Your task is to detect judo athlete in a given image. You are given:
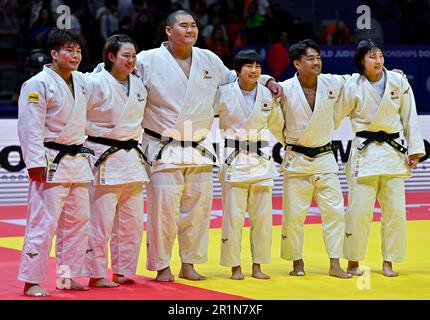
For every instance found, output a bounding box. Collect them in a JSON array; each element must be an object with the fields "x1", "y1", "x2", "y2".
[
  {"x1": 278, "y1": 39, "x2": 352, "y2": 279},
  {"x1": 83, "y1": 34, "x2": 149, "y2": 287},
  {"x1": 17, "y1": 29, "x2": 93, "y2": 296},
  {"x1": 214, "y1": 49, "x2": 284, "y2": 280},
  {"x1": 136, "y1": 10, "x2": 283, "y2": 281},
  {"x1": 336, "y1": 39, "x2": 425, "y2": 277}
]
